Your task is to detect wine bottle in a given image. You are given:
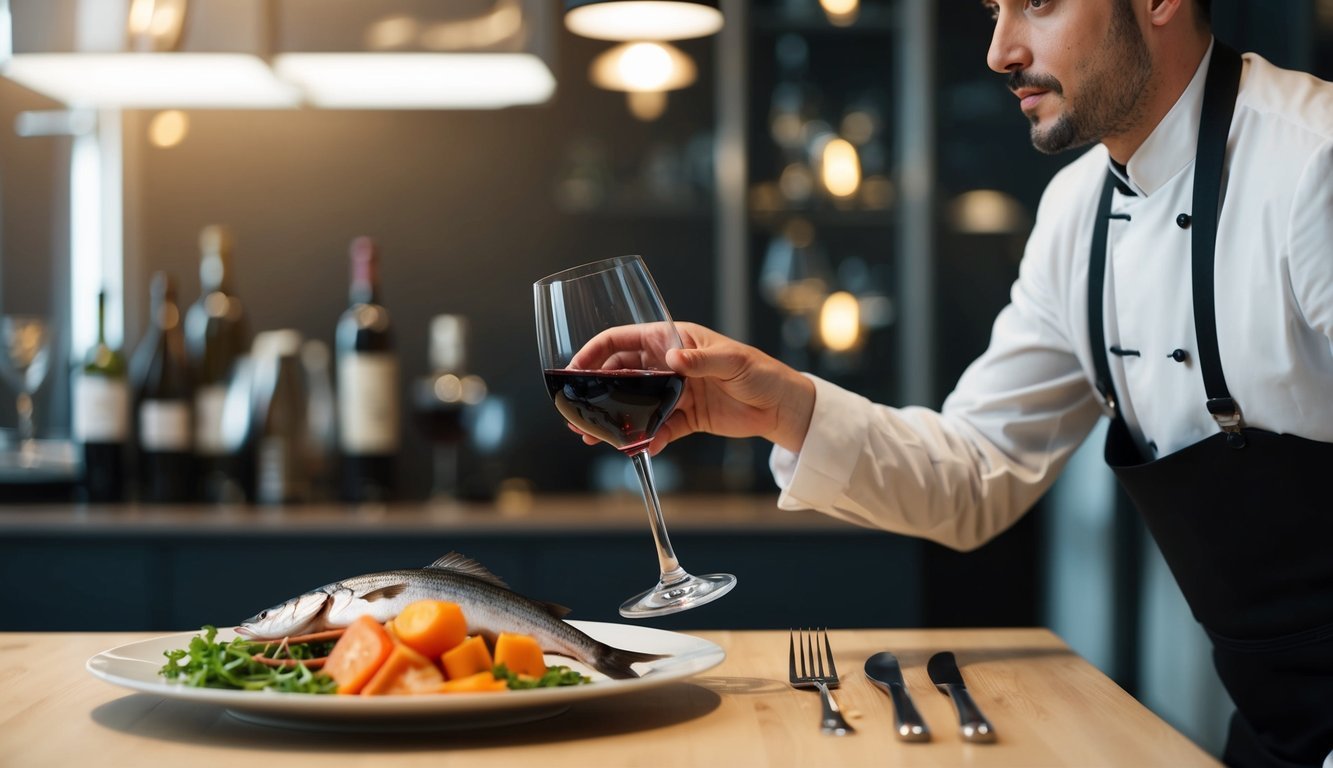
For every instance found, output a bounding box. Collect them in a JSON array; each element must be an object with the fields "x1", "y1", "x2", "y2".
[
  {"x1": 255, "y1": 330, "x2": 309, "y2": 505},
  {"x1": 132, "y1": 272, "x2": 195, "y2": 503},
  {"x1": 413, "y1": 315, "x2": 487, "y2": 500},
  {"x1": 185, "y1": 225, "x2": 249, "y2": 502},
  {"x1": 335, "y1": 236, "x2": 399, "y2": 502},
  {"x1": 75, "y1": 290, "x2": 129, "y2": 502}
]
